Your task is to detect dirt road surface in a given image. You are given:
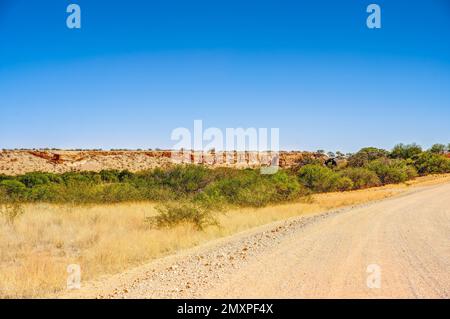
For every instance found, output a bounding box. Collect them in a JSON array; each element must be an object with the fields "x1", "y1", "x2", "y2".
[{"x1": 67, "y1": 182, "x2": 450, "y2": 299}]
